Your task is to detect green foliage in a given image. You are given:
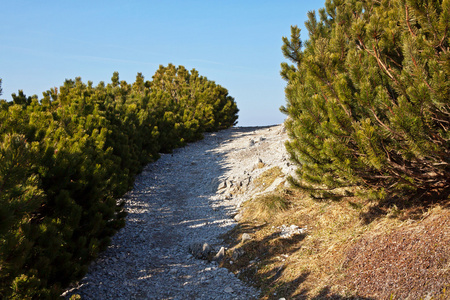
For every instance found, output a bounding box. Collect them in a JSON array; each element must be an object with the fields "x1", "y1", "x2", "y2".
[
  {"x1": 0, "y1": 65, "x2": 238, "y2": 298},
  {"x1": 149, "y1": 64, "x2": 238, "y2": 152},
  {"x1": 281, "y1": 0, "x2": 449, "y2": 201}
]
